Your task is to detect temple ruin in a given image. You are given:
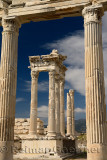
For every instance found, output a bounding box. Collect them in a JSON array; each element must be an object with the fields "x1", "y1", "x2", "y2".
[
  {"x1": 28, "y1": 49, "x2": 67, "y2": 138},
  {"x1": 0, "y1": 0, "x2": 107, "y2": 160},
  {"x1": 13, "y1": 50, "x2": 75, "y2": 160}
]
